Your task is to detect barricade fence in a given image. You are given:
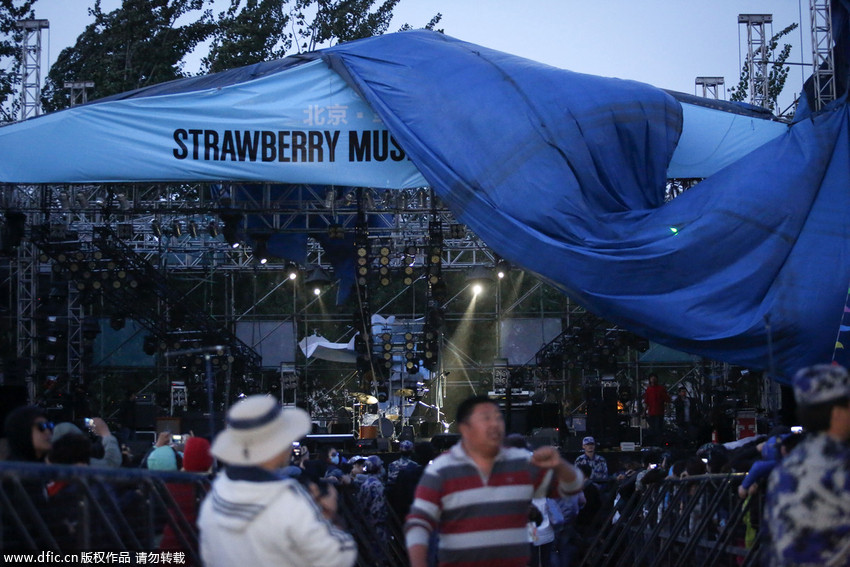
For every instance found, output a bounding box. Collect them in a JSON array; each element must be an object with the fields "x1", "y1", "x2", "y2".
[
  {"x1": 578, "y1": 473, "x2": 764, "y2": 567},
  {"x1": 1, "y1": 463, "x2": 762, "y2": 567},
  {"x1": 0, "y1": 462, "x2": 409, "y2": 567}
]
